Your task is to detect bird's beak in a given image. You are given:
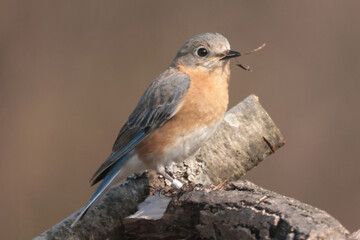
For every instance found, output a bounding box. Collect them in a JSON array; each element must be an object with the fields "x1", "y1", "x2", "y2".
[{"x1": 220, "y1": 50, "x2": 241, "y2": 60}]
